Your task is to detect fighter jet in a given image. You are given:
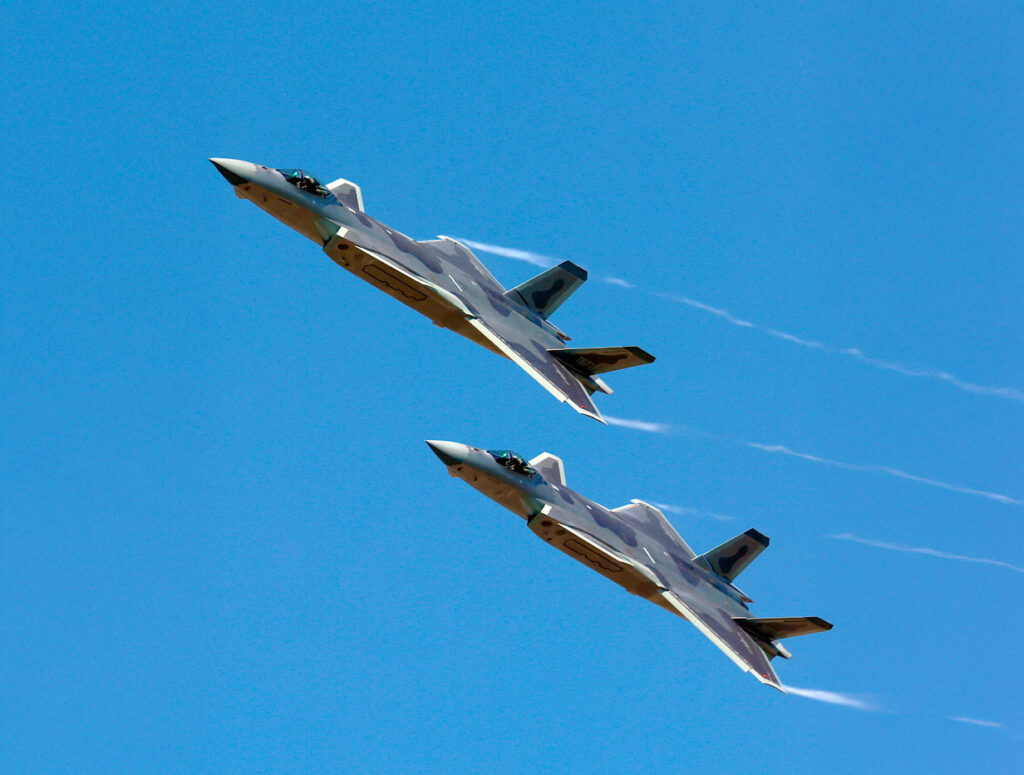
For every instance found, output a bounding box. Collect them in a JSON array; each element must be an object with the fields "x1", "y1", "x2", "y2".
[
  {"x1": 210, "y1": 158, "x2": 654, "y2": 422},
  {"x1": 426, "y1": 440, "x2": 833, "y2": 691}
]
